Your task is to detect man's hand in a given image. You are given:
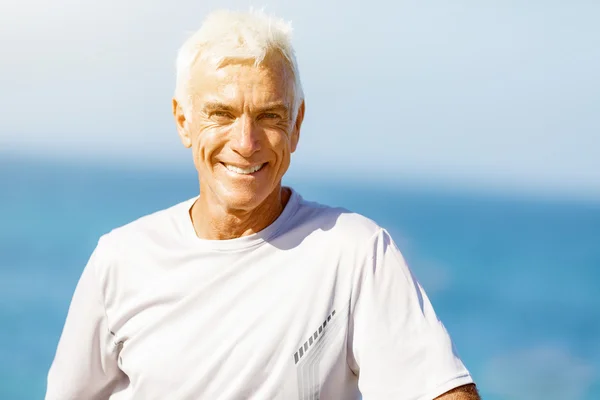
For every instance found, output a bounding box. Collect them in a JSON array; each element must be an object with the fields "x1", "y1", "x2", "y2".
[{"x1": 434, "y1": 384, "x2": 480, "y2": 399}]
